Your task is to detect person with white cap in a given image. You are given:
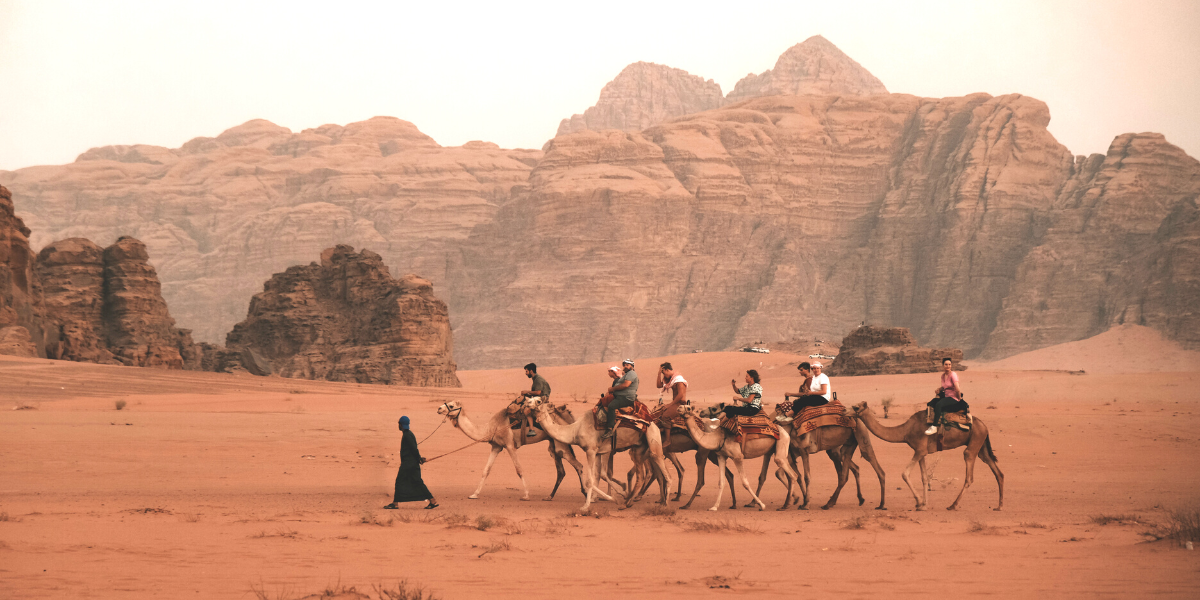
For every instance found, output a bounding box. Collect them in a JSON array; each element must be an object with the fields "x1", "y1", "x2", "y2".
[
  {"x1": 601, "y1": 359, "x2": 639, "y2": 439},
  {"x1": 784, "y1": 361, "x2": 829, "y2": 417}
]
